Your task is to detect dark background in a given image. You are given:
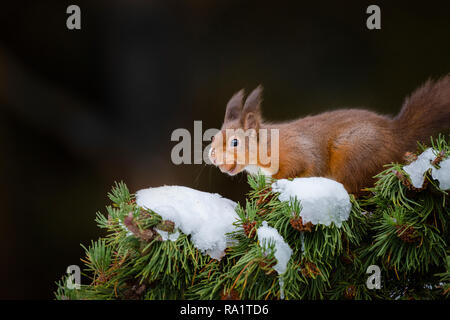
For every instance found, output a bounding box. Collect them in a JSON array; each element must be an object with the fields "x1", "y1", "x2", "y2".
[{"x1": 0, "y1": 0, "x2": 449, "y2": 299}]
